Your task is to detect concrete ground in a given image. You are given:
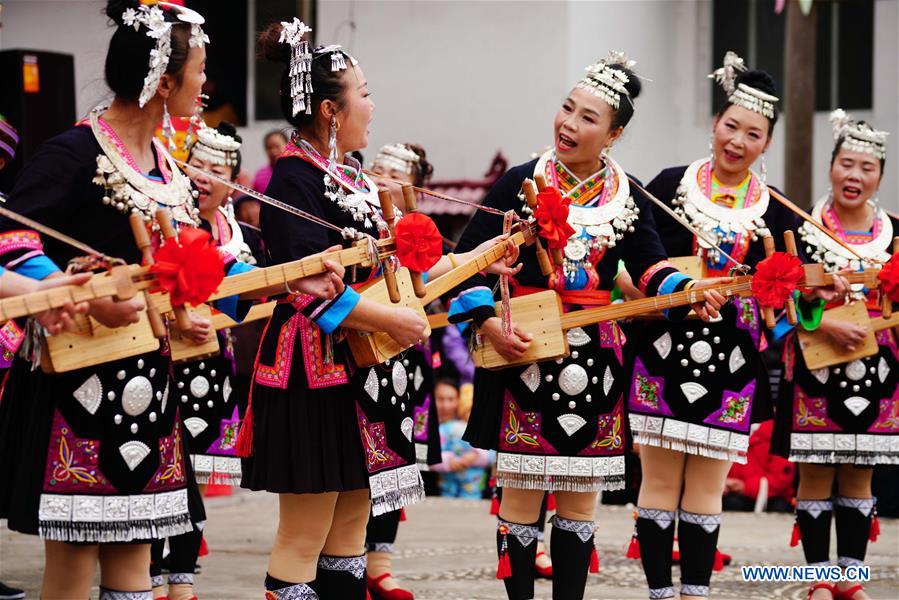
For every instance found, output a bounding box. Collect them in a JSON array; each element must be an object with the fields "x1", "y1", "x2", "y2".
[{"x1": 2, "y1": 492, "x2": 897, "y2": 599}]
